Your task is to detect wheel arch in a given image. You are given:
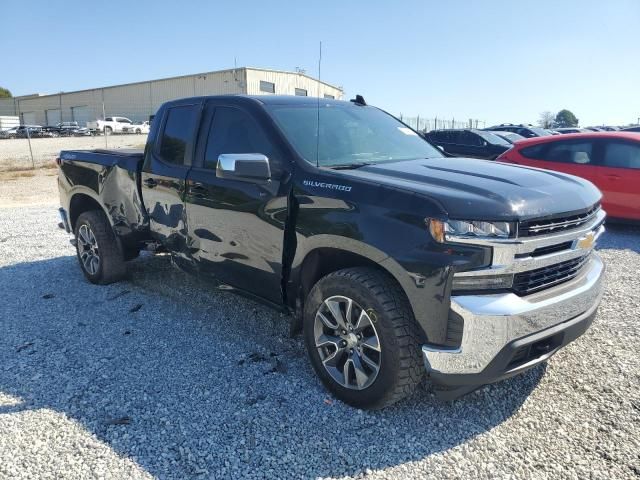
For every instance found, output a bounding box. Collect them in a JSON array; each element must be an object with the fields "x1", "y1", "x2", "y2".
[
  {"x1": 69, "y1": 192, "x2": 108, "y2": 231},
  {"x1": 288, "y1": 239, "x2": 417, "y2": 336}
]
